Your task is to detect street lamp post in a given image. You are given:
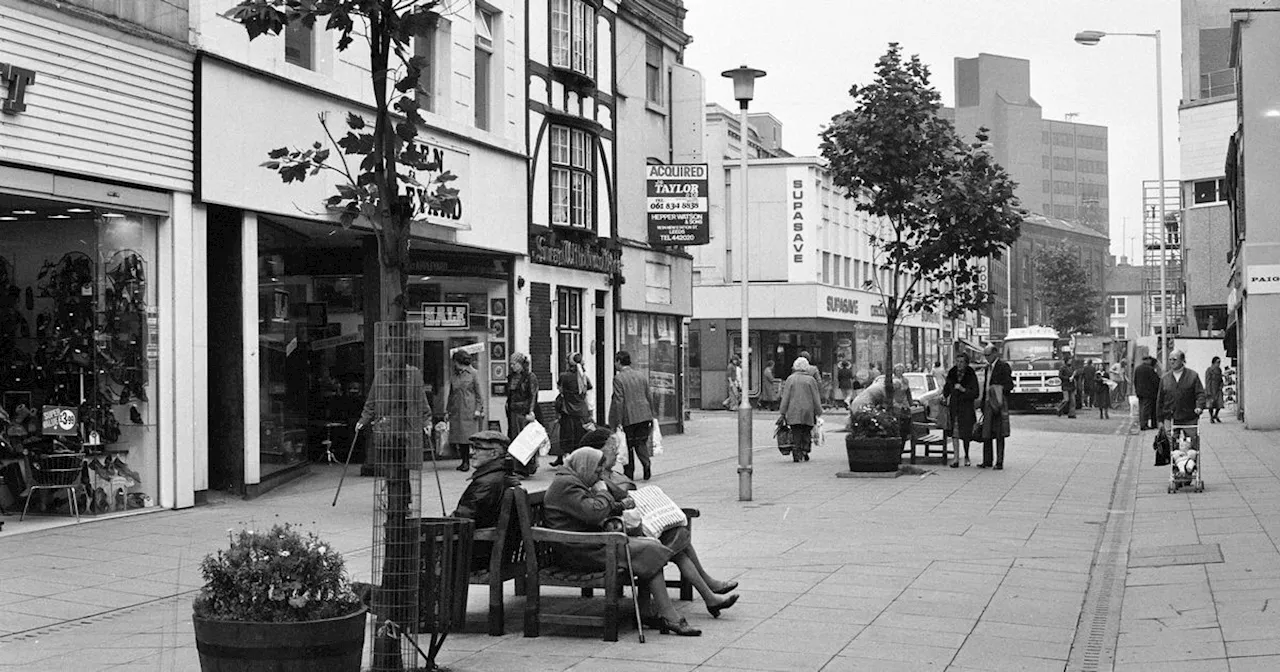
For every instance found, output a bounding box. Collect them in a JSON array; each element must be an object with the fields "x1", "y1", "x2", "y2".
[
  {"x1": 721, "y1": 65, "x2": 766, "y2": 502},
  {"x1": 1075, "y1": 29, "x2": 1167, "y2": 359}
]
